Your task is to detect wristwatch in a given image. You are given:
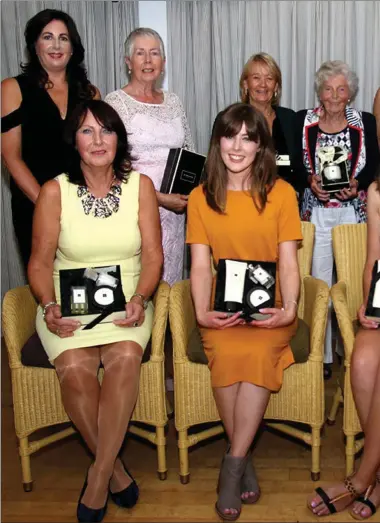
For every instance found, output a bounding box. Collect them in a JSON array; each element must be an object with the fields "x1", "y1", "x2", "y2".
[{"x1": 131, "y1": 293, "x2": 149, "y2": 310}]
